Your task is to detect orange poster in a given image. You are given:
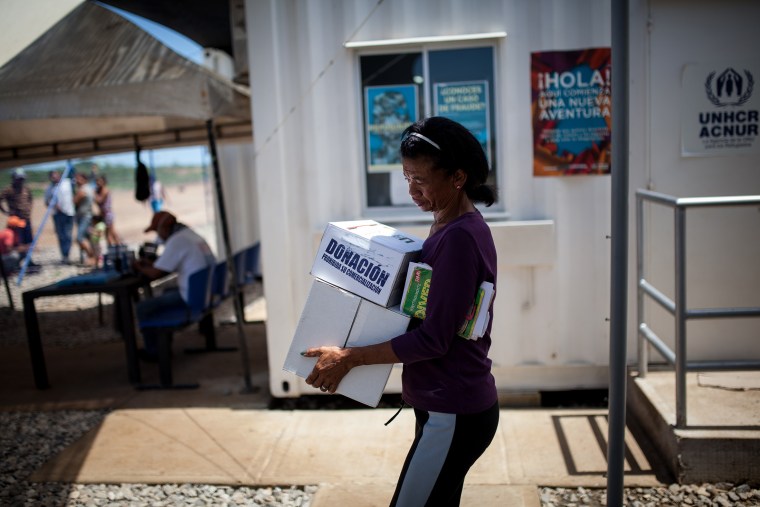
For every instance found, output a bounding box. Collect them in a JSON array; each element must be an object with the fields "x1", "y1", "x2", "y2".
[{"x1": 531, "y1": 48, "x2": 611, "y2": 176}]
